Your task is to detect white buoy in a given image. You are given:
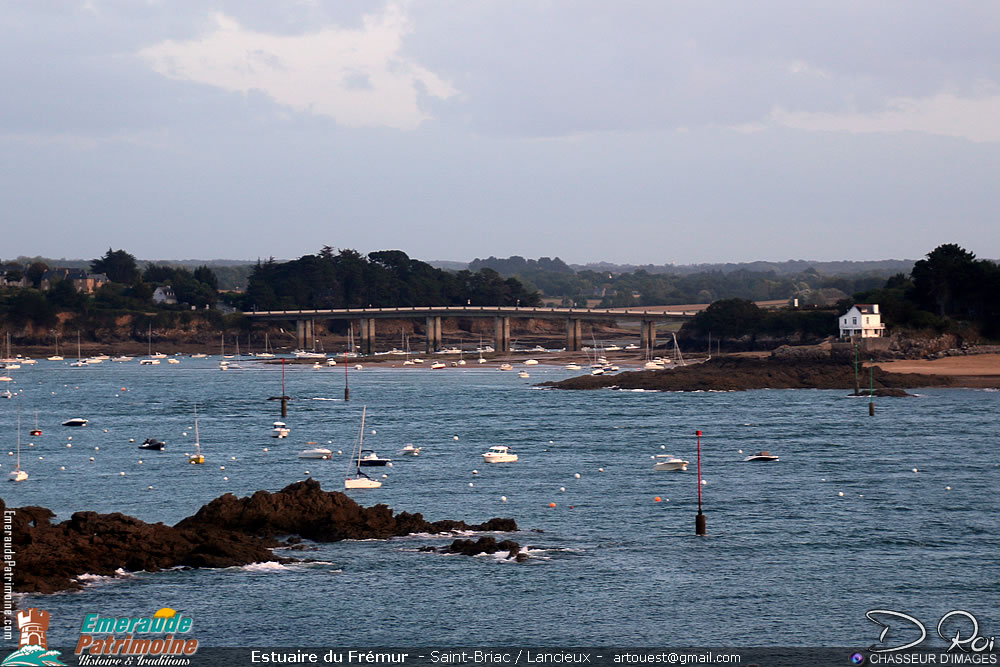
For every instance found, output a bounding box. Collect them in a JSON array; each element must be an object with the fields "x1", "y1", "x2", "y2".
[
  {"x1": 120, "y1": 472, "x2": 125, "y2": 476},
  {"x1": 371, "y1": 430, "x2": 376, "y2": 435},
  {"x1": 501, "y1": 496, "x2": 507, "y2": 502},
  {"x1": 68, "y1": 436, "x2": 72, "y2": 440},
  {"x1": 223, "y1": 476, "x2": 229, "y2": 481},
  {"x1": 560, "y1": 487, "x2": 566, "y2": 492},
  {"x1": 660, "y1": 444, "x2": 666, "y2": 449},
  {"x1": 472, "y1": 469, "x2": 479, "y2": 475},
  {"x1": 95, "y1": 447, "x2": 99, "y2": 450},
  {"x1": 387, "y1": 462, "x2": 393, "y2": 467},
  {"x1": 328, "y1": 441, "x2": 333, "y2": 444},
  {"x1": 381, "y1": 474, "x2": 388, "y2": 479},
  {"x1": 263, "y1": 448, "x2": 268, "y2": 452},
  {"x1": 60, "y1": 466, "x2": 66, "y2": 471},
  {"x1": 129, "y1": 438, "x2": 134, "y2": 443},
  {"x1": 598, "y1": 467, "x2": 604, "y2": 472},
  {"x1": 183, "y1": 432, "x2": 187, "y2": 436},
  {"x1": 468, "y1": 482, "x2": 474, "y2": 487},
  {"x1": 220, "y1": 466, "x2": 226, "y2": 470},
  {"x1": 6, "y1": 452, "x2": 11, "y2": 456},
  {"x1": 701, "y1": 479, "x2": 707, "y2": 485},
  {"x1": 912, "y1": 468, "x2": 918, "y2": 473},
  {"x1": 148, "y1": 486, "x2": 153, "y2": 490},
  {"x1": 231, "y1": 456, "x2": 236, "y2": 460},
  {"x1": 89, "y1": 457, "x2": 95, "y2": 461},
  {"x1": 821, "y1": 478, "x2": 826, "y2": 482},
  {"x1": 945, "y1": 486, "x2": 951, "y2": 491},
  {"x1": 138, "y1": 460, "x2": 143, "y2": 464},
  {"x1": 304, "y1": 471, "x2": 310, "y2": 475},
  {"x1": 103, "y1": 429, "x2": 108, "y2": 433},
  {"x1": 738, "y1": 449, "x2": 743, "y2": 454},
  {"x1": 453, "y1": 436, "x2": 459, "y2": 440},
  {"x1": 838, "y1": 491, "x2": 844, "y2": 497},
  {"x1": 38, "y1": 456, "x2": 43, "y2": 460},
  {"x1": 66, "y1": 444, "x2": 72, "y2": 448},
  {"x1": 549, "y1": 441, "x2": 554, "y2": 444},
  {"x1": 574, "y1": 473, "x2": 581, "y2": 479},
  {"x1": 337, "y1": 450, "x2": 342, "y2": 455}
]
